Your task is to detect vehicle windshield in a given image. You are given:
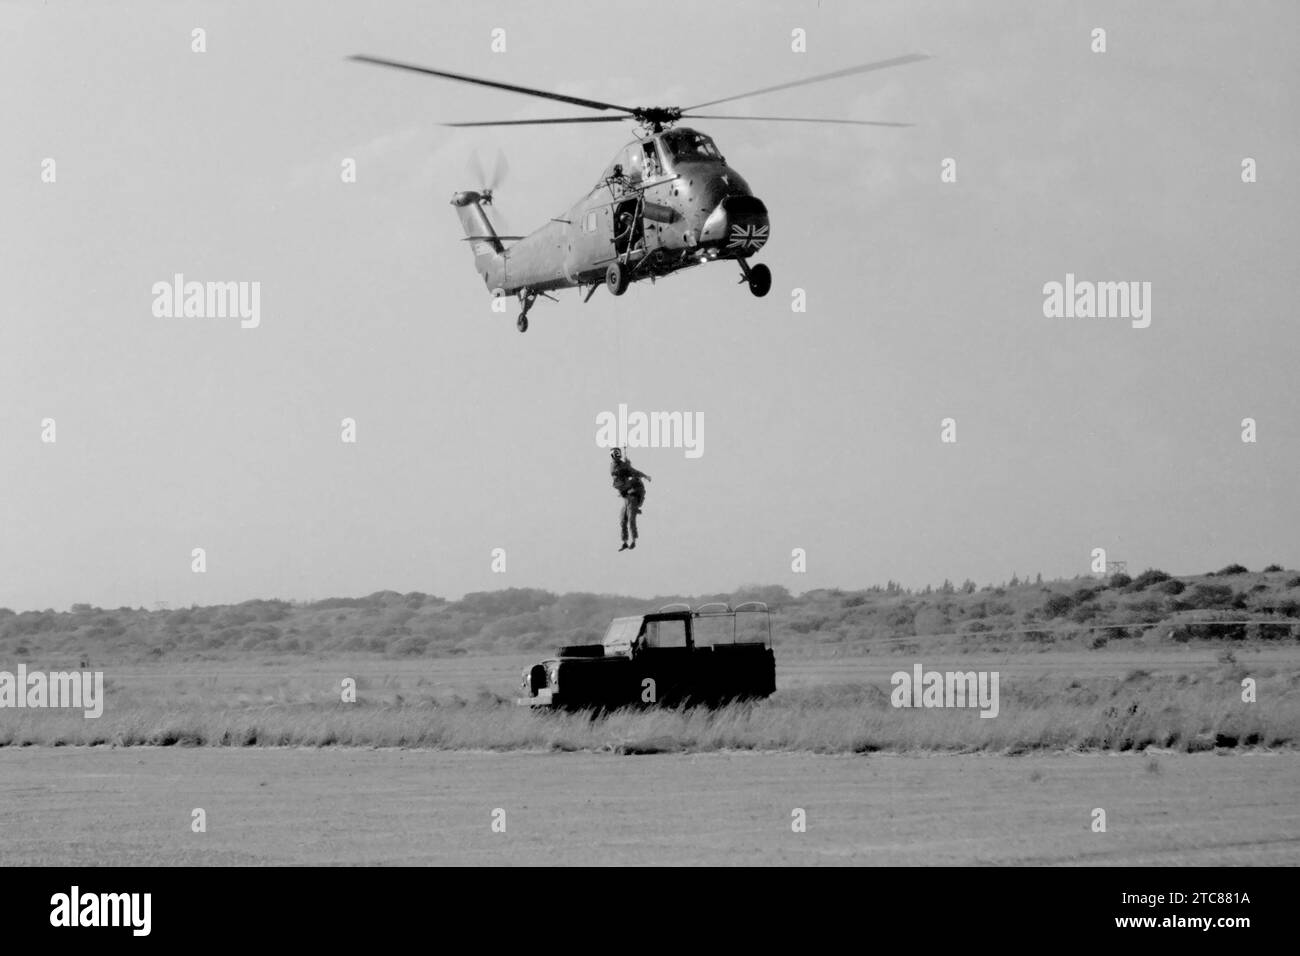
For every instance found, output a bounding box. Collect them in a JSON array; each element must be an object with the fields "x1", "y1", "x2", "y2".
[
  {"x1": 602, "y1": 616, "x2": 644, "y2": 649},
  {"x1": 660, "y1": 130, "x2": 722, "y2": 164}
]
